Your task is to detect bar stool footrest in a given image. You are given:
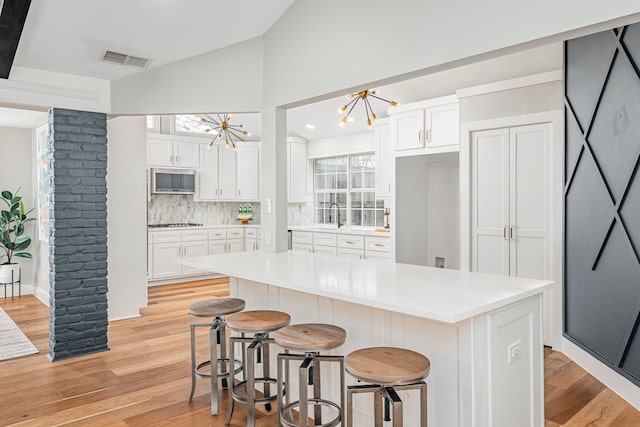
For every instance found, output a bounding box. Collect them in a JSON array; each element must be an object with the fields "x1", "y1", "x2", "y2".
[
  {"x1": 231, "y1": 378, "x2": 279, "y2": 405},
  {"x1": 194, "y1": 357, "x2": 243, "y2": 379},
  {"x1": 280, "y1": 398, "x2": 341, "y2": 427}
]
